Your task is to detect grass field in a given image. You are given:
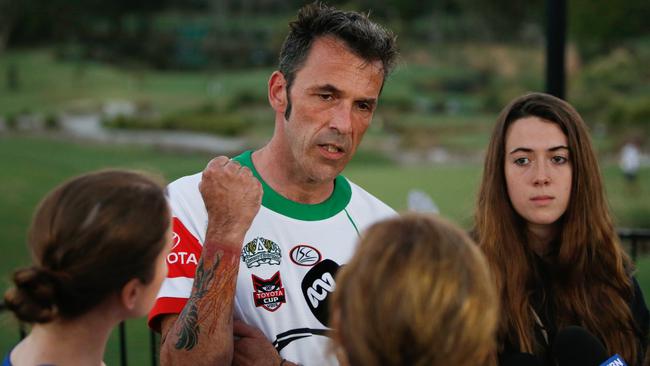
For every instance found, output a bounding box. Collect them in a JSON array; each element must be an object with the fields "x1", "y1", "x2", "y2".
[
  {"x1": 1, "y1": 135, "x2": 648, "y2": 363},
  {"x1": 0, "y1": 49, "x2": 273, "y2": 117}
]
